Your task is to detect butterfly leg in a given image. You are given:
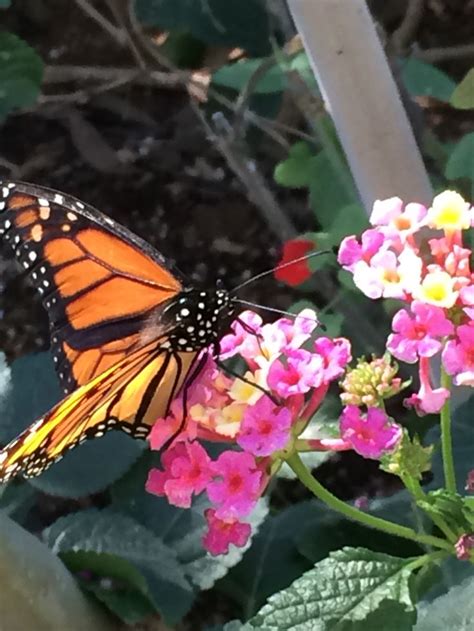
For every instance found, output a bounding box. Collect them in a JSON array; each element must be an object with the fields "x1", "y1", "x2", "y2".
[
  {"x1": 214, "y1": 358, "x2": 281, "y2": 406},
  {"x1": 159, "y1": 350, "x2": 210, "y2": 453}
]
